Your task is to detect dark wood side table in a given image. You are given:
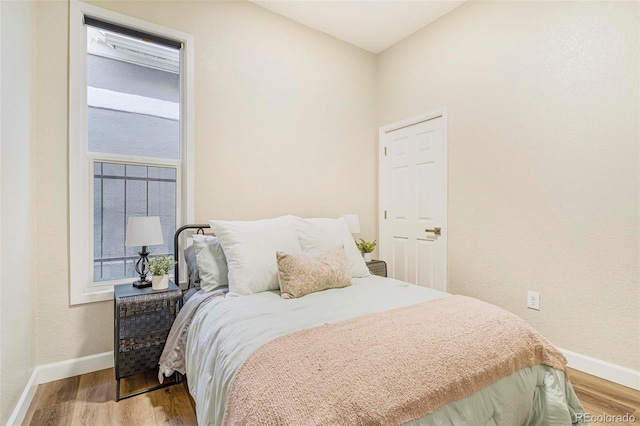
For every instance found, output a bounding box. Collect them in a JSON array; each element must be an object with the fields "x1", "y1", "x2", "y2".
[
  {"x1": 114, "y1": 281, "x2": 182, "y2": 401},
  {"x1": 366, "y1": 260, "x2": 387, "y2": 277}
]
